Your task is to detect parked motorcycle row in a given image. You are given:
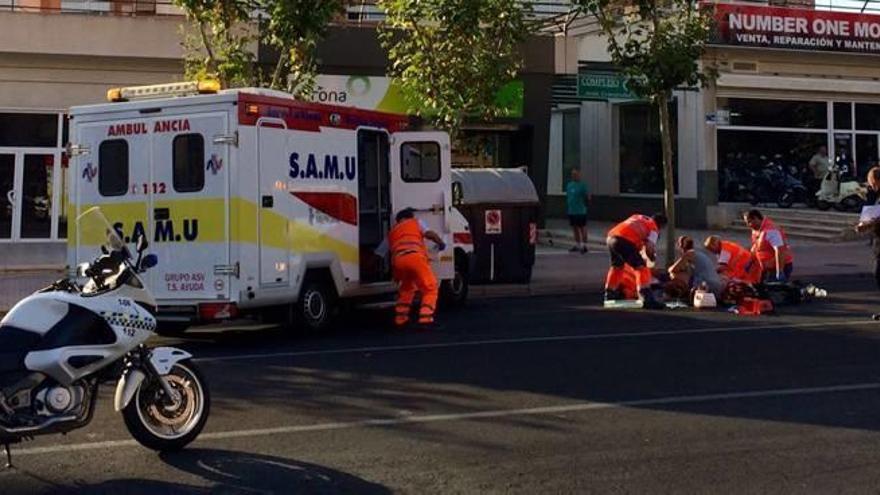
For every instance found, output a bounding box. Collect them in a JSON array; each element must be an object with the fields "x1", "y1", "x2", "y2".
[{"x1": 719, "y1": 151, "x2": 867, "y2": 211}]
